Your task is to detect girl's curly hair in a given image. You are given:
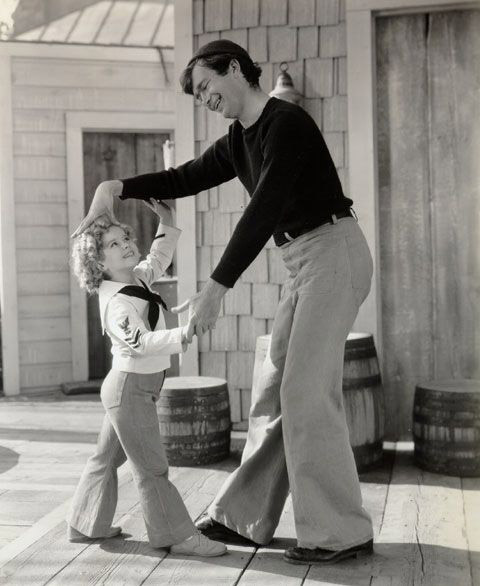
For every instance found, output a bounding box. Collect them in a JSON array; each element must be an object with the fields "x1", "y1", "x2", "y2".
[{"x1": 71, "y1": 215, "x2": 136, "y2": 295}]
